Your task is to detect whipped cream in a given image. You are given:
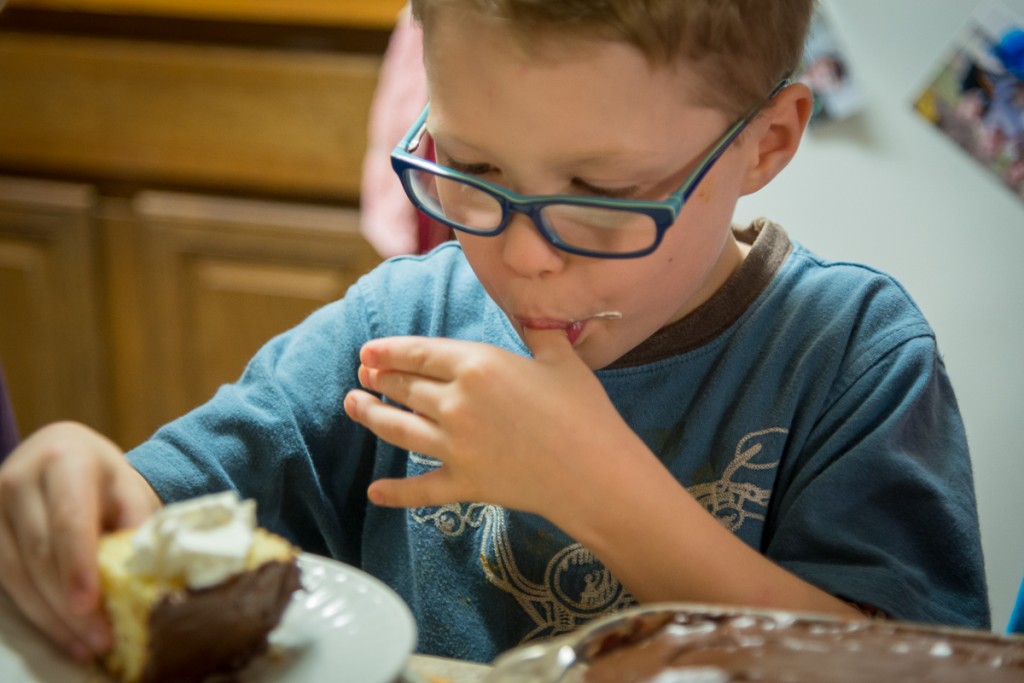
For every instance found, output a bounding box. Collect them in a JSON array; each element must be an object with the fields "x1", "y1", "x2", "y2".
[{"x1": 129, "y1": 491, "x2": 257, "y2": 589}]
